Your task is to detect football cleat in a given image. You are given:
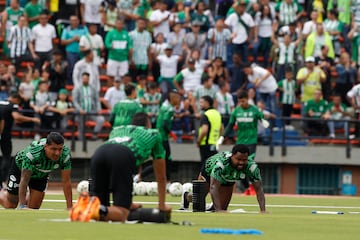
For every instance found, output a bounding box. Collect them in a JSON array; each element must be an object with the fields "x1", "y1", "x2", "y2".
[
  {"x1": 77, "y1": 196, "x2": 101, "y2": 222},
  {"x1": 70, "y1": 192, "x2": 90, "y2": 221}
]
